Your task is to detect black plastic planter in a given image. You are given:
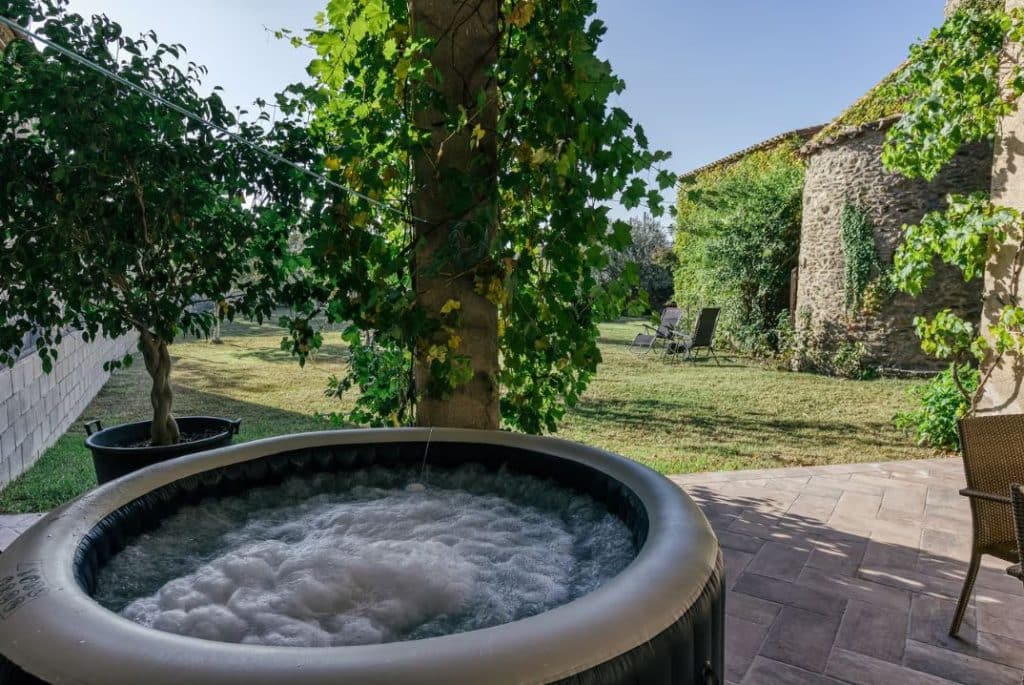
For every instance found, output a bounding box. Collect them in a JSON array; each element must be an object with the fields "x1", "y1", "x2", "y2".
[{"x1": 84, "y1": 416, "x2": 241, "y2": 484}]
